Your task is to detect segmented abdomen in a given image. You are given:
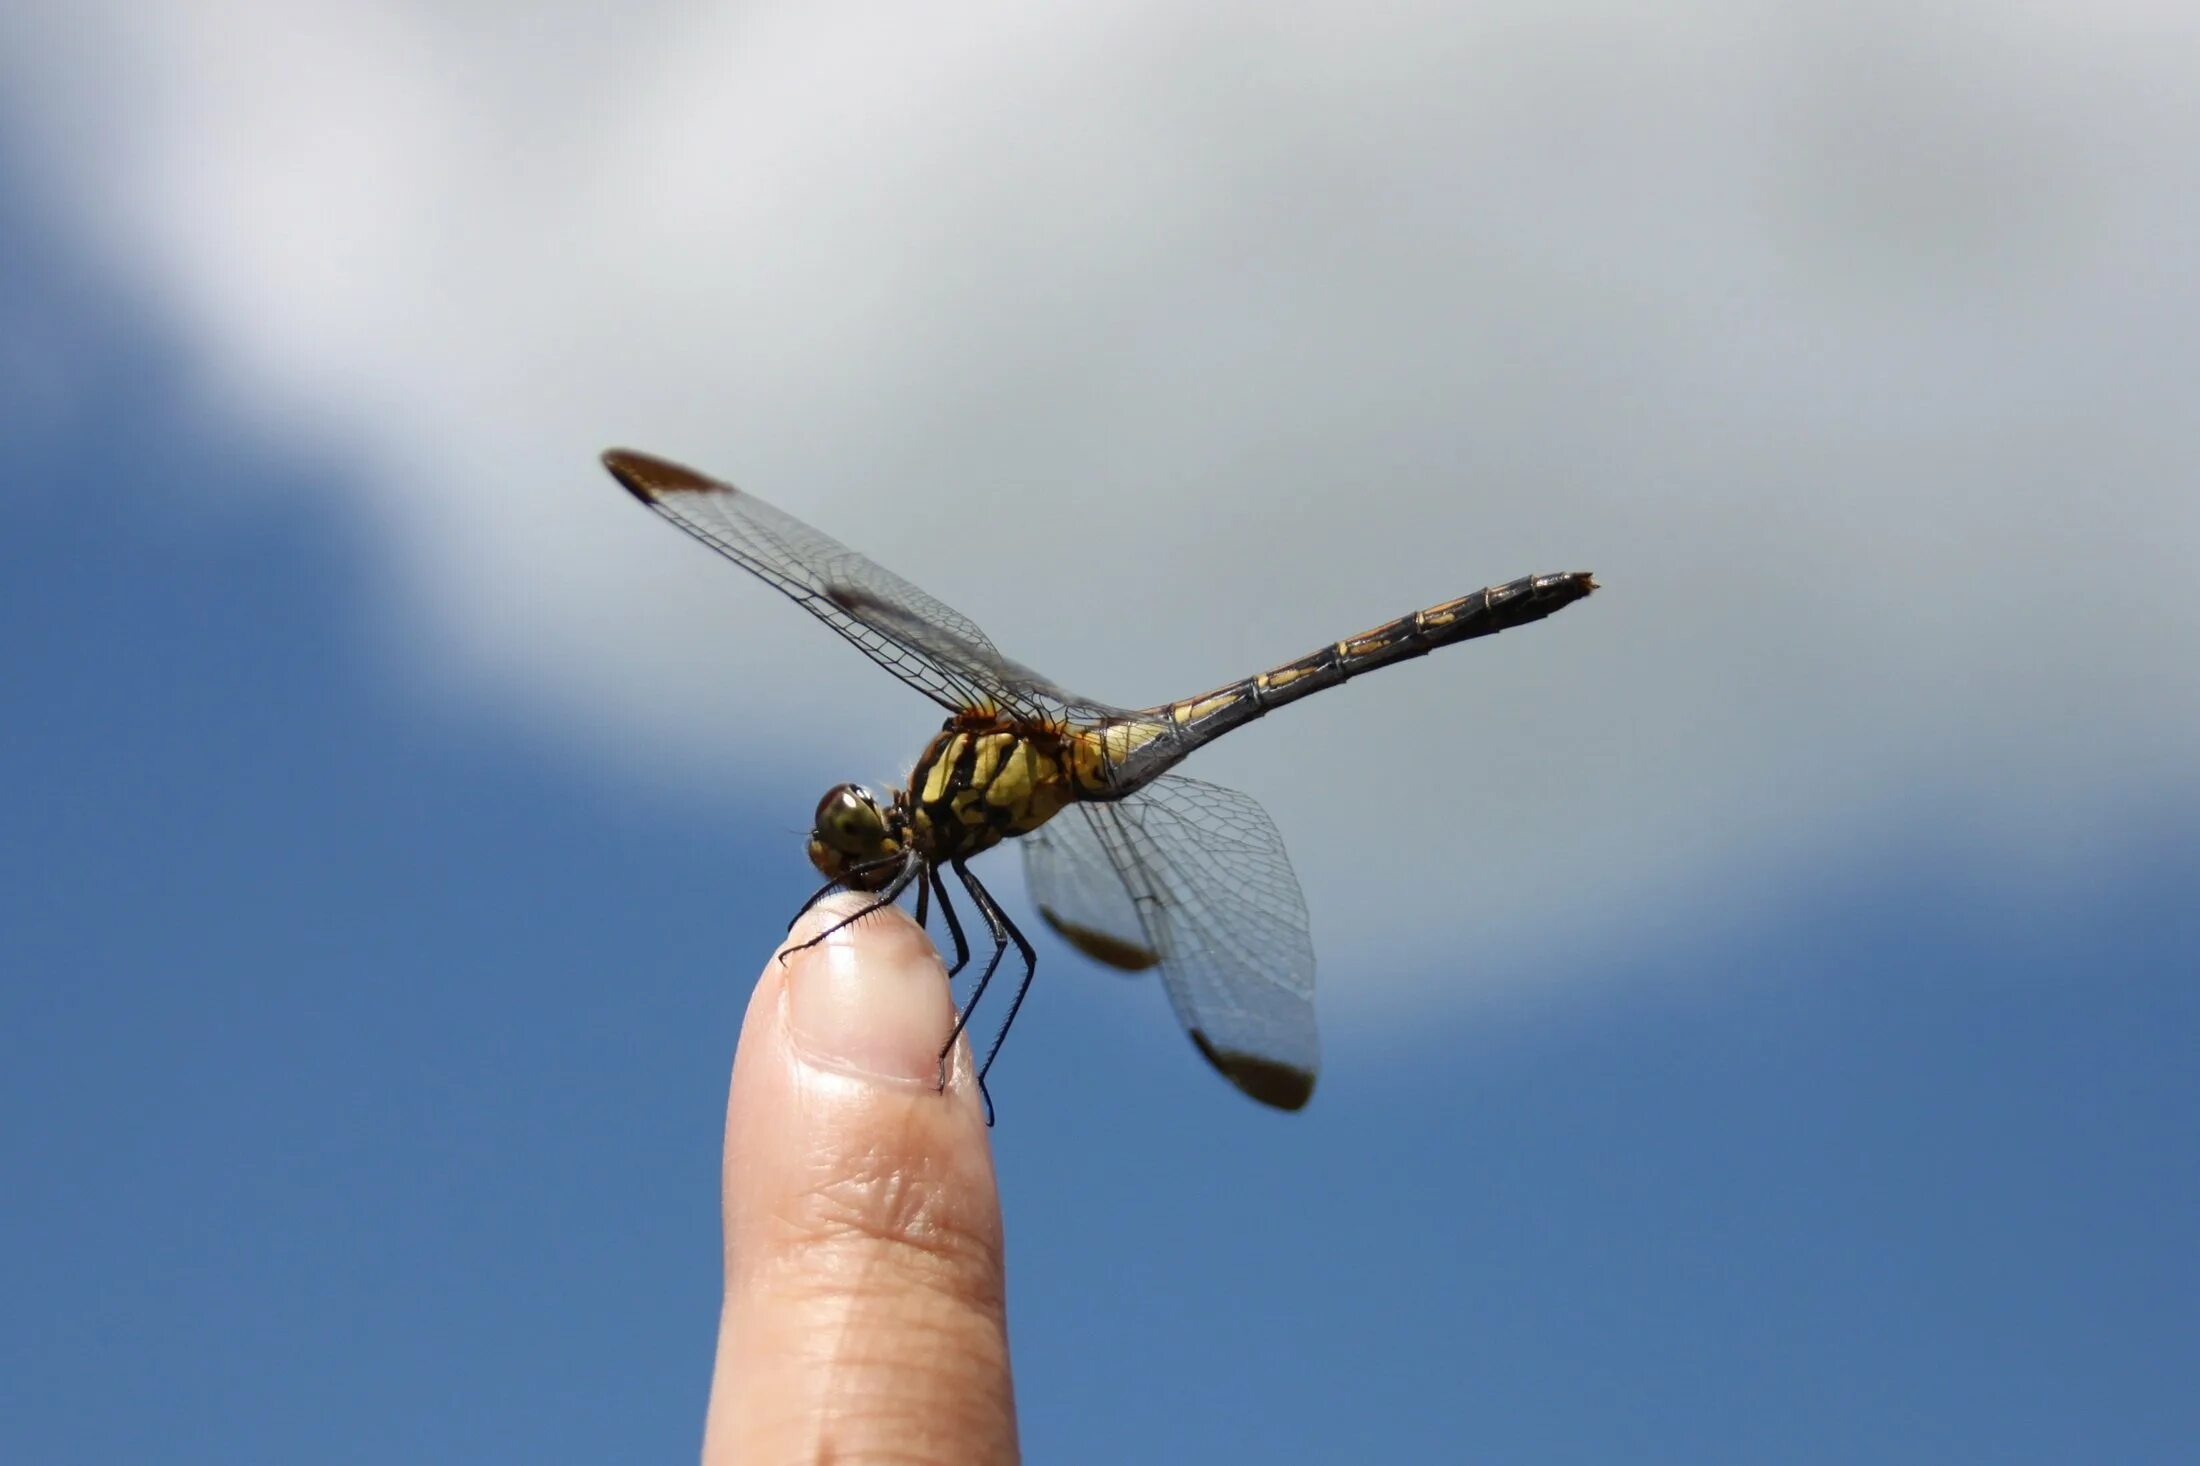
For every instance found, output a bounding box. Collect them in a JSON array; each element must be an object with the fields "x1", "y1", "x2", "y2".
[{"x1": 1096, "y1": 570, "x2": 1597, "y2": 791}]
